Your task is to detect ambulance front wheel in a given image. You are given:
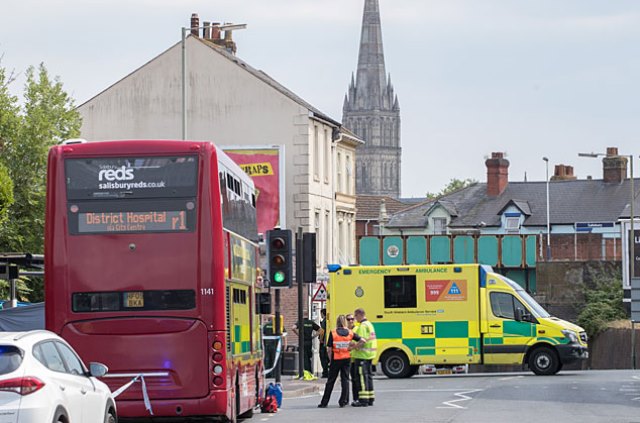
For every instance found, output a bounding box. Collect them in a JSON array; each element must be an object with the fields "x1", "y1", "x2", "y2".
[
  {"x1": 380, "y1": 350, "x2": 411, "y2": 378},
  {"x1": 528, "y1": 346, "x2": 560, "y2": 375}
]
